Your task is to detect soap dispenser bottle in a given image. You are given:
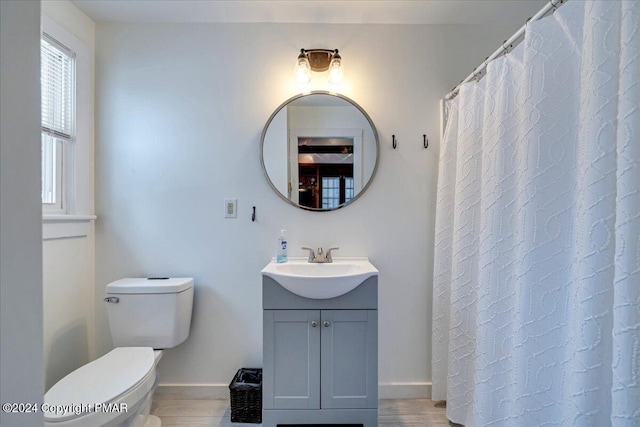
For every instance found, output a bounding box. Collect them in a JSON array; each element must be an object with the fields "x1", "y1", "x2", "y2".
[{"x1": 276, "y1": 229, "x2": 288, "y2": 263}]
